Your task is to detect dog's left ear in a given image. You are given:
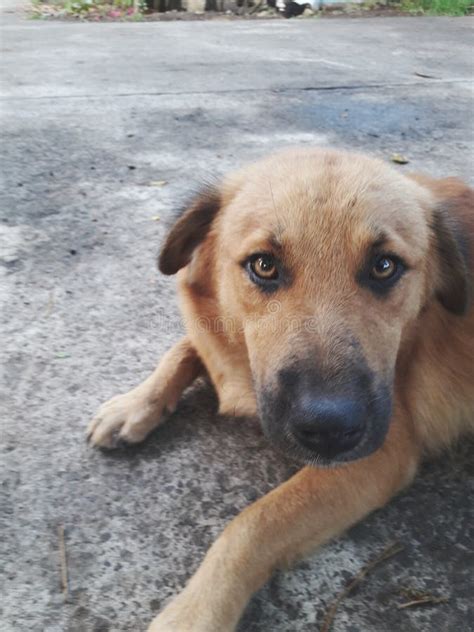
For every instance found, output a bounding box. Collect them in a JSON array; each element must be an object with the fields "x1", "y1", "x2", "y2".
[
  {"x1": 158, "y1": 185, "x2": 221, "y2": 275},
  {"x1": 429, "y1": 178, "x2": 473, "y2": 315}
]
